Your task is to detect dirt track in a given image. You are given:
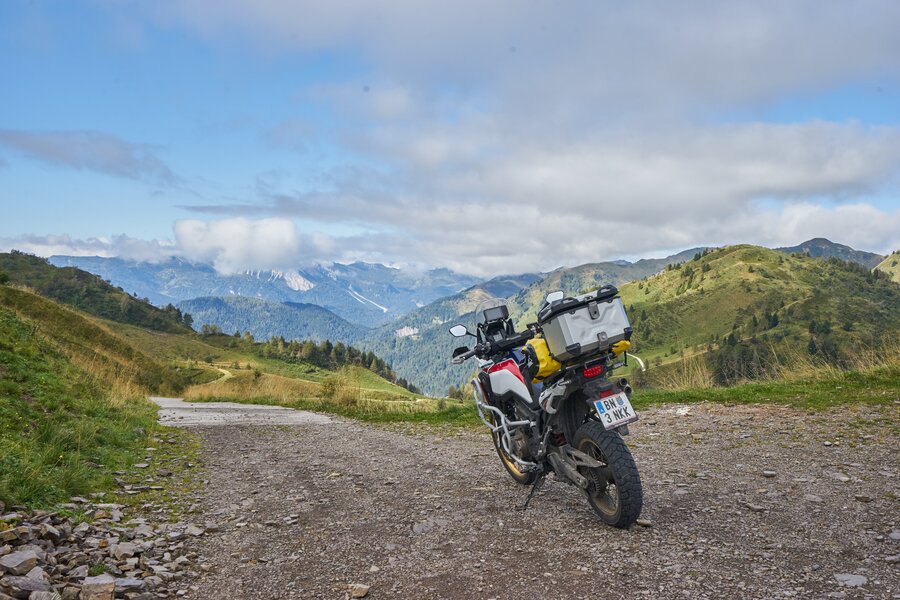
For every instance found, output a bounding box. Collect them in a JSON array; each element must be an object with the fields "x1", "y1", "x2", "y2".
[{"x1": 172, "y1": 401, "x2": 899, "y2": 600}]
